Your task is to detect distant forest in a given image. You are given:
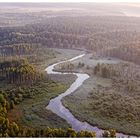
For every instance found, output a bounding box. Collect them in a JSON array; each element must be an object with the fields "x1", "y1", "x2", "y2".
[
  {"x1": 0, "y1": 16, "x2": 140, "y2": 64},
  {"x1": 0, "y1": 3, "x2": 140, "y2": 137}
]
